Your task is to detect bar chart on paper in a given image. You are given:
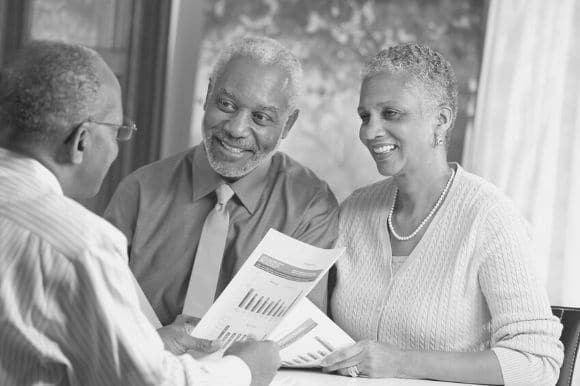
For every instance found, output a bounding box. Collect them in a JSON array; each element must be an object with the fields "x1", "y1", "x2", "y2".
[
  {"x1": 268, "y1": 298, "x2": 355, "y2": 368},
  {"x1": 191, "y1": 230, "x2": 345, "y2": 346},
  {"x1": 237, "y1": 288, "x2": 301, "y2": 318},
  {"x1": 276, "y1": 319, "x2": 343, "y2": 367},
  {"x1": 193, "y1": 252, "x2": 323, "y2": 342},
  {"x1": 215, "y1": 324, "x2": 250, "y2": 347}
]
